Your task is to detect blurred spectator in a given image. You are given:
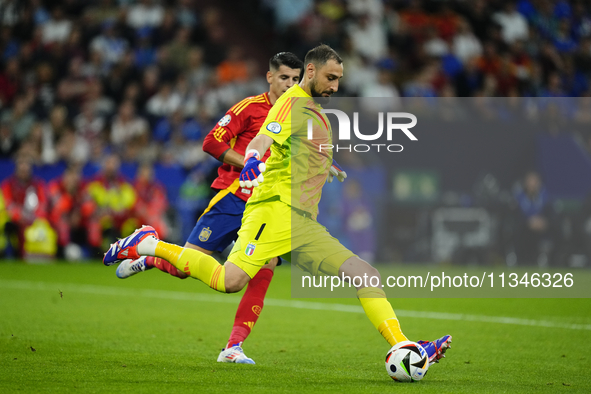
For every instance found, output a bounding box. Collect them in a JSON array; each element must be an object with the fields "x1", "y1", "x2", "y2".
[
  {"x1": 1, "y1": 155, "x2": 48, "y2": 258},
  {"x1": 57, "y1": 57, "x2": 91, "y2": 108},
  {"x1": 0, "y1": 57, "x2": 20, "y2": 106},
  {"x1": 12, "y1": 5, "x2": 35, "y2": 43},
  {"x1": 360, "y1": 64, "x2": 401, "y2": 112},
  {"x1": 346, "y1": 13, "x2": 387, "y2": 62},
  {"x1": 434, "y1": 4, "x2": 461, "y2": 40},
  {"x1": 83, "y1": 0, "x2": 119, "y2": 26},
  {"x1": 64, "y1": 28, "x2": 85, "y2": 60},
  {"x1": 338, "y1": 36, "x2": 376, "y2": 95},
  {"x1": 562, "y1": 57, "x2": 589, "y2": 96},
  {"x1": 167, "y1": 27, "x2": 192, "y2": 70},
  {"x1": 110, "y1": 100, "x2": 148, "y2": 148},
  {"x1": 74, "y1": 102, "x2": 104, "y2": 142},
  {"x1": 554, "y1": 18, "x2": 578, "y2": 54},
  {"x1": 131, "y1": 163, "x2": 169, "y2": 239},
  {"x1": 403, "y1": 63, "x2": 439, "y2": 97},
  {"x1": 265, "y1": 0, "x2": 313, "y2": 29},
  {"x1": 85, "y1": 154, "x2": 136, "y2": 252},
  {"x1": 47, "y1": 165, "x2": 95, "y2": 259},
  {"x1": 534, "y1": 0, "x2": 560, "y2": 40},
  {"x1": 423, "y1": 26, "x2": 449, "y2": 58},
  {"x1": 90, "y1": 20, "x2": 129, "y2": 69},
  {"x1": 510, "y1": 40, "x2": 533, "y2": 83},
  {"x1": 236, "y1": 60, "x2": 269, "y2": 99},
  {"x1": 154, "y1": 46, "x2": 178, "y2": 82},
  {"x1": 399, "y1": 0, "x2": 430, "y2": 39},
  {"x1": 176, "y1": 167, "x2": 214, "y2": 242},
  {"x1": 453, "y1": 20, "x2": 483, "y2": 64},
  {"x1": 216, "y1": 46, "x2": 249, "y2": 85},
  {"x1": 146, "y1": 82, "x2": 182, "y2": 117},
  {"x1": 160, "y1": 128, "x2": 206, "y2": 169},
  {"x1": 496, "y1": 54, "x2": 519, "y2": 96},
  {"x1": 139, "y1": 65, "x2": 160, "y2": 104},
  {"x1": 477, "y1": 42, "x2": 502, "y2": 77},
  {"x1": 1, "y1": 95, "x2": 35, "y2": 143},
  {"x1": 347, "y1": 0, "x2": 382, "y2": 20},
  {"x1": 103, "y1": 52, "x2": 139, "y2": 104},
  {"x1": 513, "y1": 171, "x2": 553, "y2": 265},
  {"x1": 0, "y1": 0, "x2": 21, "y2": 26},
  {"x1": 42, "y1": 6, "x2": 72, "y2": 45},
  {"x1": 493, "y1": 1, "x2": 529, "y2": 44},
  {"x1": 17, "y1": 122, "x2": 43, "y2": 164},
  {"x1": 176, "y1": 0, "x2": 198, "y2": 28},
  {"x1": 154, "y1": 109, "x2": 201, "y2": 143},
  {"x1": 0, "y1": 120, "x2": 19, "y2": 158},
  {"x1": 186, "y1": 46, "x2": 212, "y2": 92},
  {"x1": 541, "y1": 72, "x2": 567, "y2": 97},
  {"x1": 200, "y1": 8, "x2": 226, "y2": 66},
  {"x1": 30, "y1": 0, "x2": 50, "y2": 25},
  {"x1": 153, "y1": 8, "x2": 178, "y2": 47},
  {"x1": 72, "y1": 102, "x2": 105, "y2": 163},
  {"x1": 127, "y1": 0, "x2": 164, "y2": 30},
  {"x1": 572, "y1": 2, "x2": 591, "y2": 40},
  {"x1": 1, "y1": 27, "x2": 18, "y2": 61},
  {"x1": 85, "y1": 79, "x2": 115, "y2": 118},
  {"x1": 40, "y1": 105, "x2": 68, "y2": 164},
  {"x1": 133, "y1": 27, "x2": 157, "y2": 70},
  {"x1": 28, "y1": 62, "x2": 57, "y2": 119},
  {"x1": 342, "y1": 180, "x2": 376, "y2": 263},
  {"x1": 81, "y1": 49, "x2": 108, "y2": 80},
  {"x1": 120, "y1": 81, "x2": 143, "y2": 110}
]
